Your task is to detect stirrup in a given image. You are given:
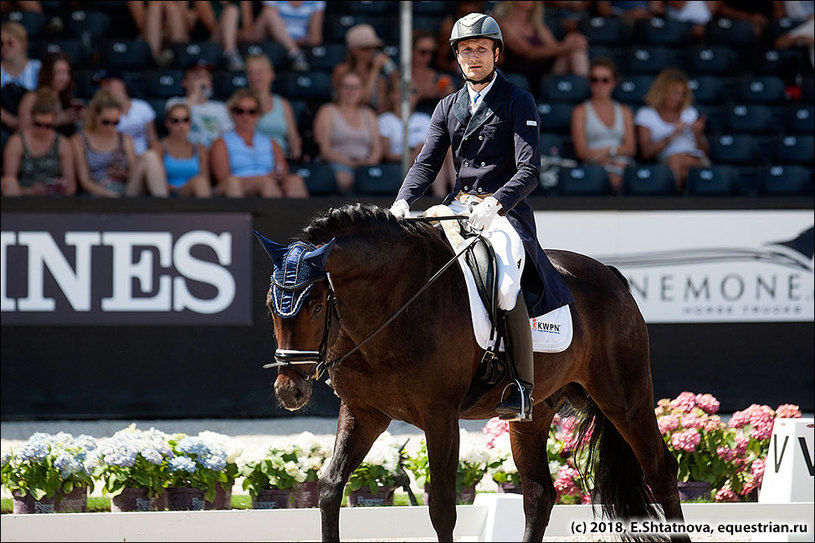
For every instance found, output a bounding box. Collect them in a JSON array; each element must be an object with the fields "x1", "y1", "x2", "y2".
[{"x1": 496, "y1": 379, "x2": 533, "y2": 422}]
